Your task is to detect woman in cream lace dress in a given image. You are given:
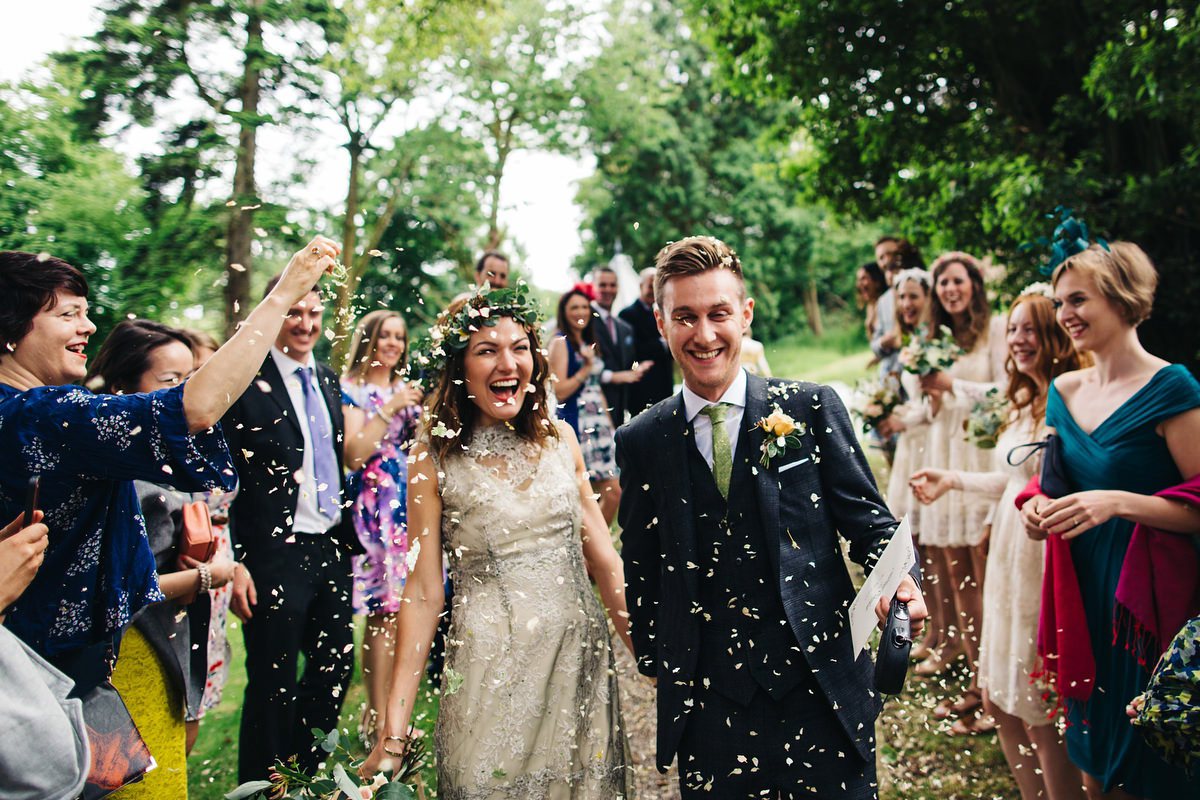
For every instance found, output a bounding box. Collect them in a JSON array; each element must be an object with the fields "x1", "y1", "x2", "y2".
[
  {"x1": 907, "y1": 253, "x2": 1006, "y2": 723},
  {"x1": 876, "y1": 269, "x2": 940, "y2": 653},
  {"x1": 363, "y1": 289, "x2": 633, "y2": 799}
]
